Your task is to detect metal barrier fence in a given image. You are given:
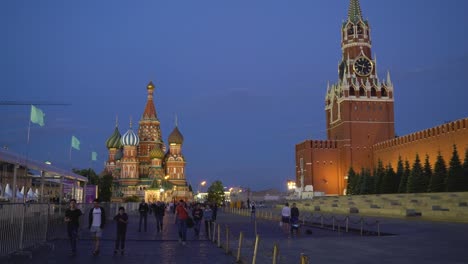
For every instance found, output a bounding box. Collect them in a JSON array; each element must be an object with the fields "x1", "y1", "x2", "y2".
[
  {"x1": 0, "y1": 202, "x2": 140, "y2": 257},
  {"x1": 215, "y1": 206, "x2": 385, "y2": 263},
  {"x1": 206, "y1": 218, "x2": 309, "y2": 264}
]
